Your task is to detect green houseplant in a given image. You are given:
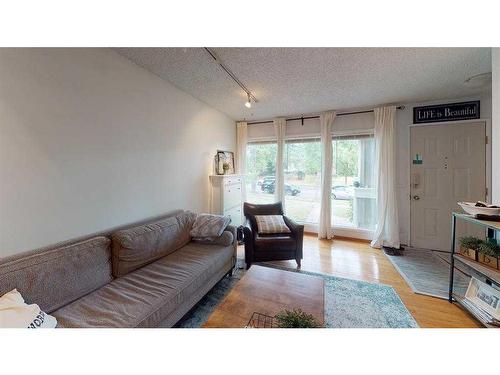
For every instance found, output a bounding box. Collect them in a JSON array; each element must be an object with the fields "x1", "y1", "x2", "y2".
[
  {"x1": 458, "y1": 236, "x2": 481, "y2": 261},
  {"x1": 274, "y1": 309, "x2": 322, "y2": 328}
]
